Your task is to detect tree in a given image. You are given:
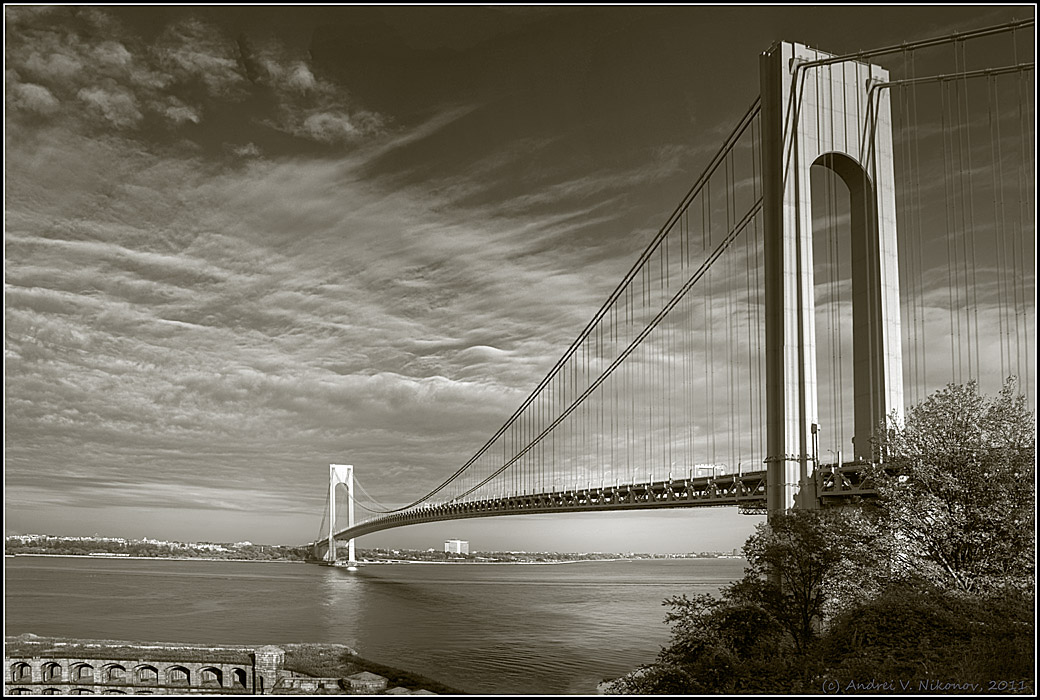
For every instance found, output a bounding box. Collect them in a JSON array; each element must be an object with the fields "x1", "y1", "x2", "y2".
[
  {"x1": 872, "y1": 379, "x2": 1035, "y2": 594},
  {"x1": 734, "y1": 508, "x2": 884, "y2": 650},
  {"x1": 607, "y1": 509, "x2": 880, "y2": 694},
  {"x1": 605, "y1": 591, "x2": 796, "y2": 694}
]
